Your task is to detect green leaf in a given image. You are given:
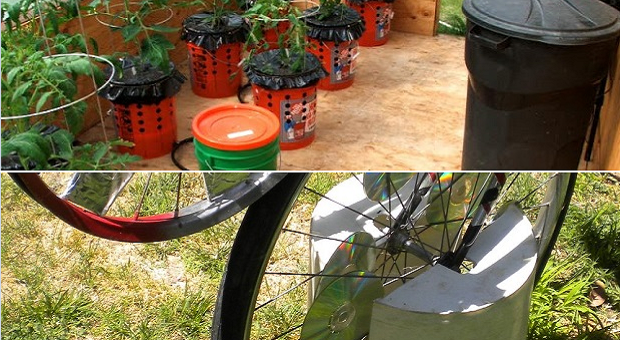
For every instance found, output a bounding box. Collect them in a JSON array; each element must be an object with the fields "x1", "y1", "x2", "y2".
[
  {"x1": 67, "y1": 58, "x2": 94, "y2": 76},
  {"x1": 121, "y1": 24, "x2": 142, "y2": 42},
  {"x1": 55, "y1": 43, "x2": 69, "y2": 54},
  {"x1": 8, "y1": 2, "x2": 22, "y2": 26},
  {"x1": 65, "y1": 102, "x2": 86, "y2": 134},
  {"x1": 49, "y1": 129, "x2": 75, "y2": 159},
  {"x1": 149, "y1": 25, "x2": 178, "y2": 33},
  {"x1": 57, "y1": 77, "x2": 78, "y2": 99},
  {"x1": 150, "y1": 33, "x2": 175, "y2": 50},
  {"x1": 12, "y1": 81, "x2": 33, "y2": 103},
  {"x1": 3, "y1": 131, "x2": 52, "y2": 167},
  {"x1": 87, "y1": 0, "x2": 102, "y2": 8},
  {"x1": 109, "y1": 139, "x2": 135, "y2": 147},
  {"x1": 35, "y1": 91, "x2": 53, "y2": 112},
  {"x1": 6, "y1": 66, "x2": 23, "y2": 85},
  {"x1": 89, "y1": 37, "x2": 99, "y2": 55},
  {"x1": 92, "y1": 143, "x2": 109, "y2": 163}
]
